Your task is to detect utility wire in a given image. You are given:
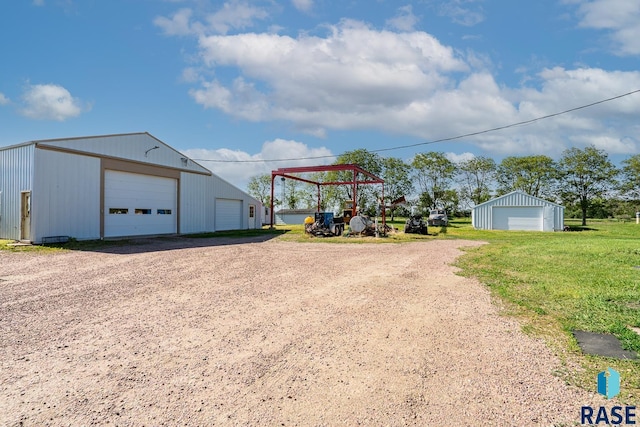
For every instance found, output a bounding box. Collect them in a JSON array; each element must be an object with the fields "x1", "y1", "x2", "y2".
[{"x1": 192, "y1": 88, "x2": 640, "y2": 163}]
